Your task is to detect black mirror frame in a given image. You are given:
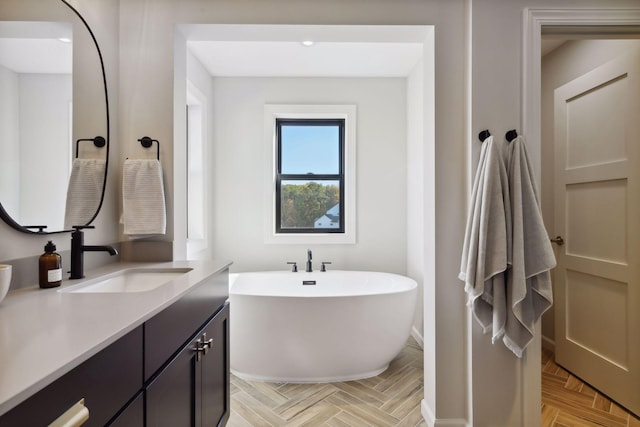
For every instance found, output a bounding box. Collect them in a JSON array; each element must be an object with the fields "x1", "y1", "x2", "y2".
[{"x1": 0, "y1": 0, "x2": 110, "y2": 234}]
